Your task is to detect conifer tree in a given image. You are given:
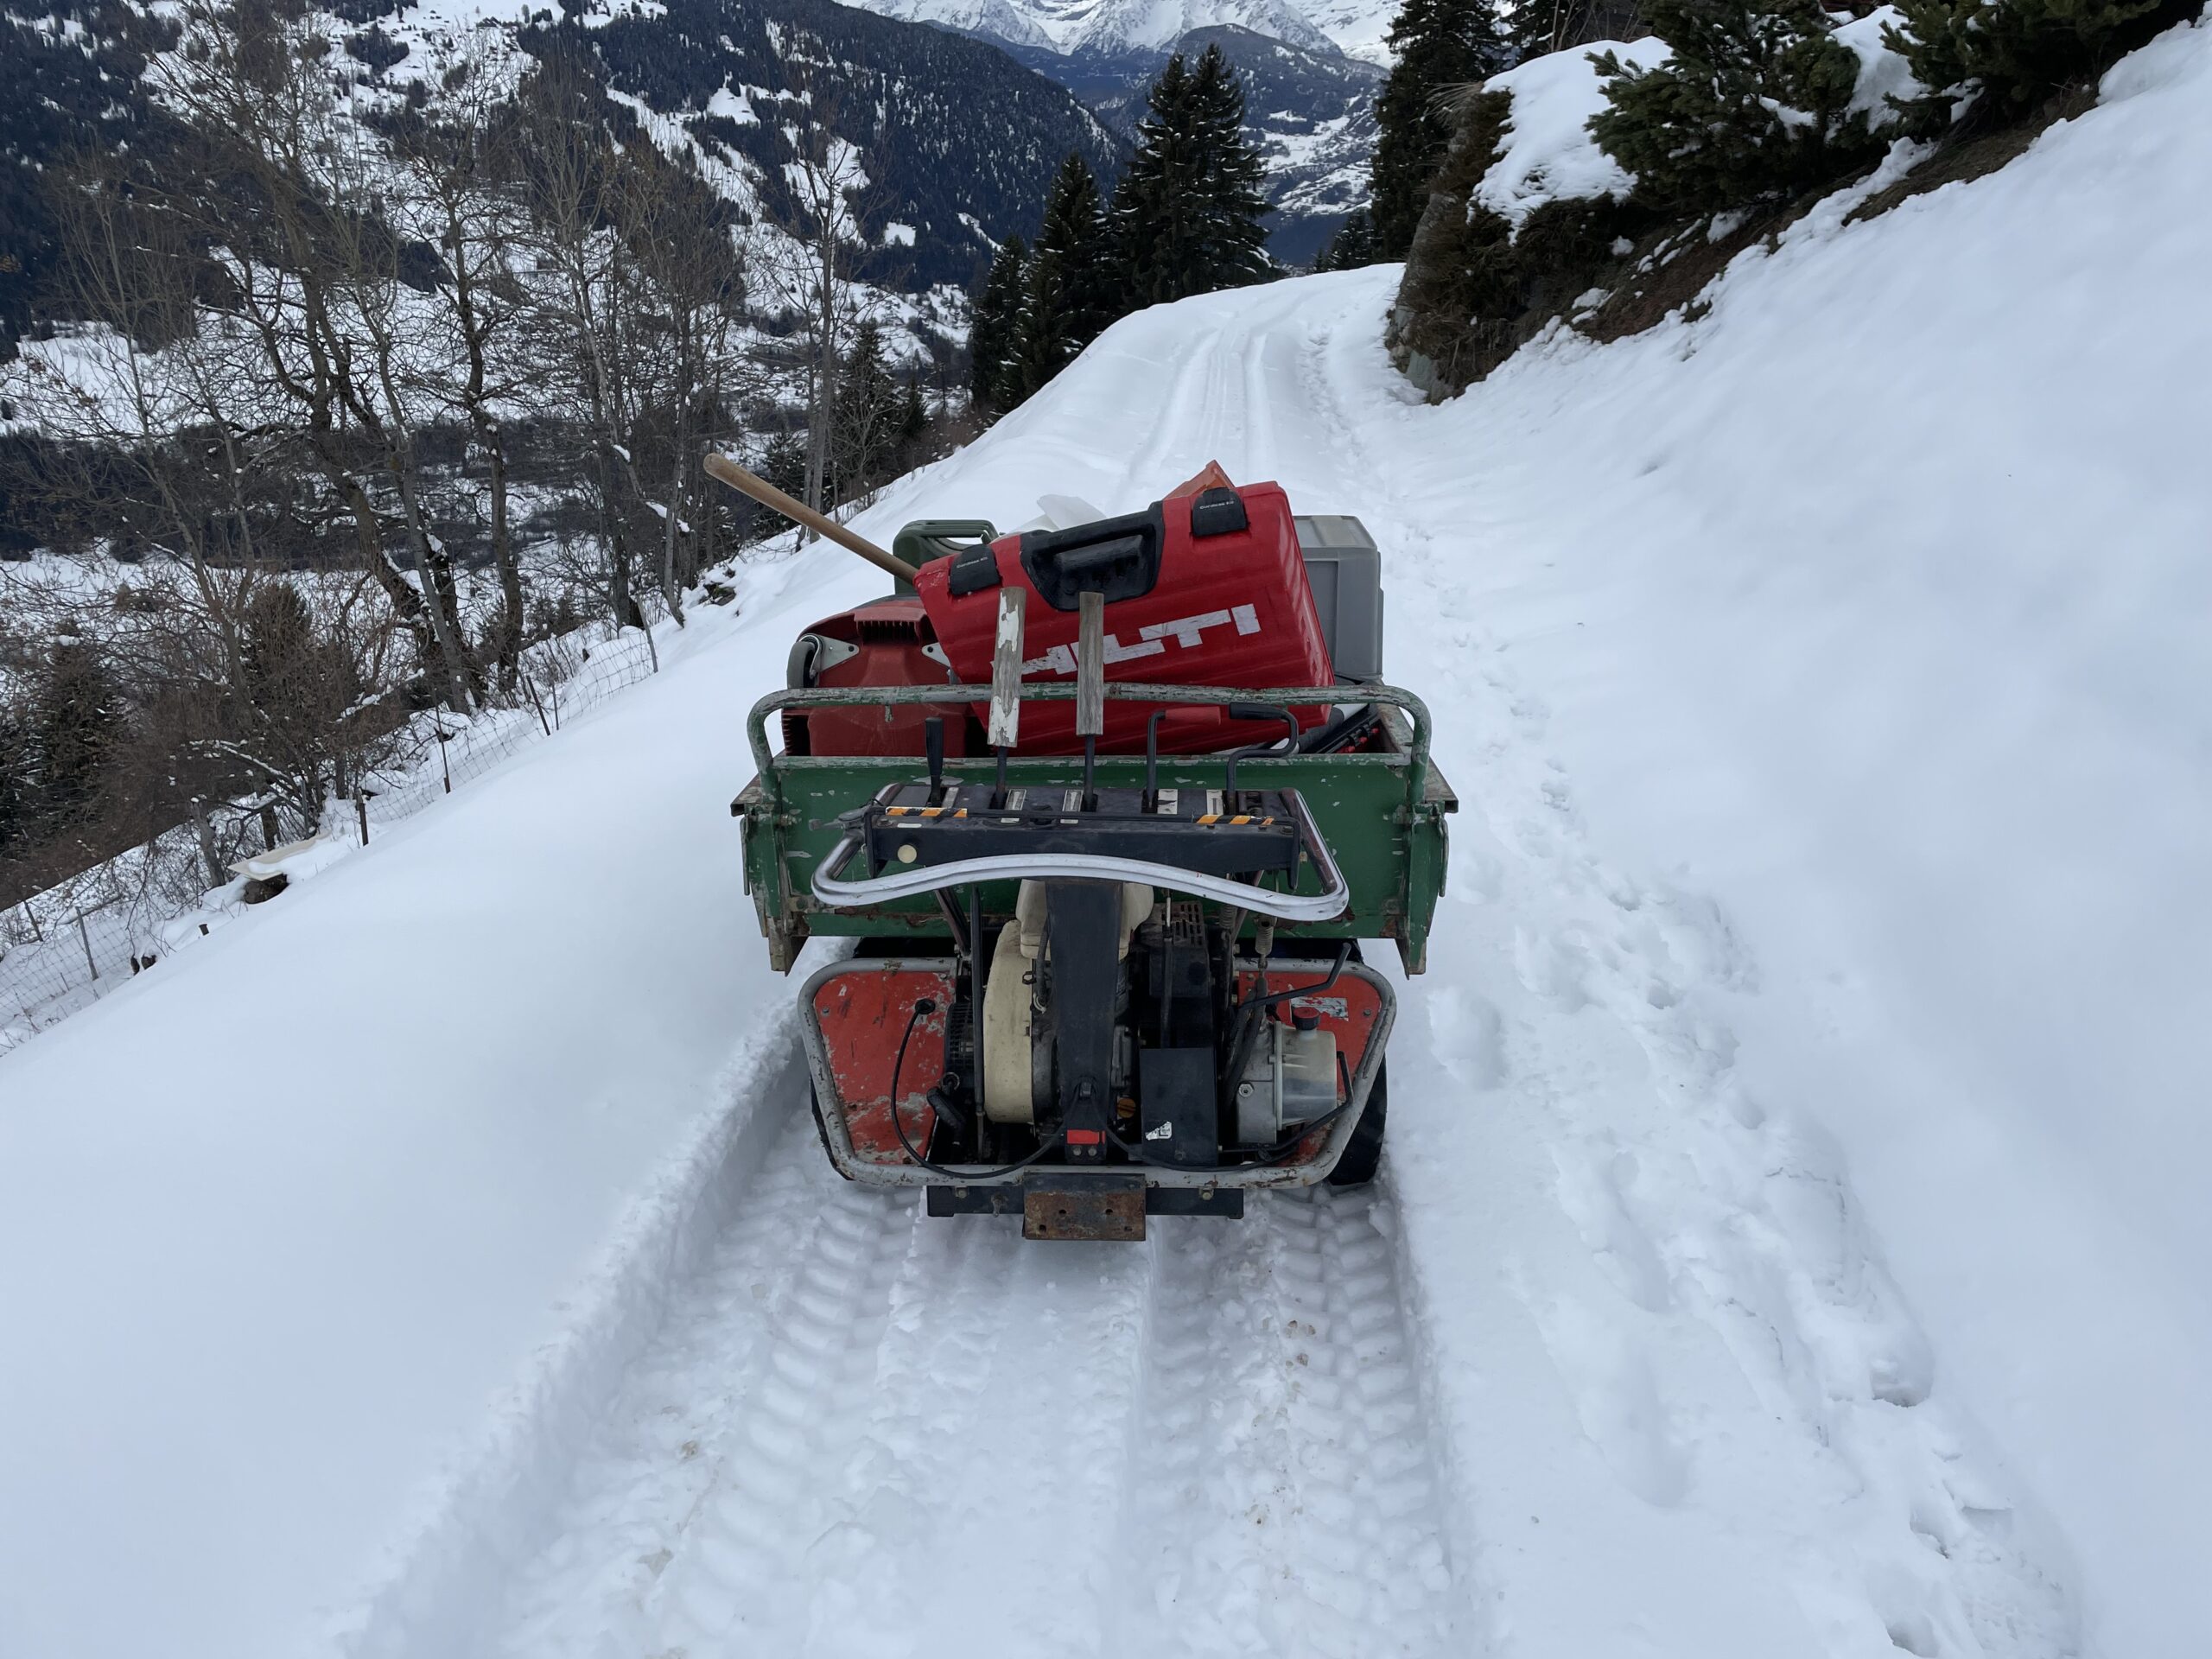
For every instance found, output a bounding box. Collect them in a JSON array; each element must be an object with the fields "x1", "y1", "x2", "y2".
[
  {"x1": 1370, "y1": 0, "x2": 1512, "y2": 259},
  {"x1": 1881, "y1": 0, "x2": 2193, "y2": 137},
  {"x1": 1315, "y1": 208, "x2": 1380, "y2": 270},
  {"x1": 899, "y1": 373, "x2": 929, "y2": 444},
  {"x1": 1007, "y1": 152, "x2": 1111, "y2": 402},
  {"x1": 968, "y1": 233, "x2": 1027, "y2": 412},
  {"x1": 754, "y1": 433, "x2": 811, "y2": 522},
  {"x1": 1590, "y1": 0, "x2": 1885, "y2": 213},
  {"x1": 0, "y1": 701, "x2": 25, "y2": 858},
  {"x1": 26, "y1": 637, "x2": 120, "y2": 840},
  {"x1": 1110, "y1": 46, "x2": 1274, "y2": 310},
  {"x1": 1504, "y1": 0, "x2": 1648, "y2": 60},
  {"x1": 833, "y1": 320, "x2": 902, "y2": 499}
]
